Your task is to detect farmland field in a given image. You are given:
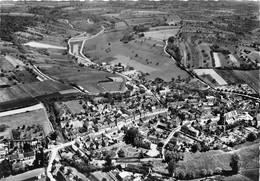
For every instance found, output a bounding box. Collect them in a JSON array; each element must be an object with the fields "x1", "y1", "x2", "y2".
[{"x1": 0, "y1": 108, "x2": 53, "y2": 139}]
